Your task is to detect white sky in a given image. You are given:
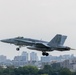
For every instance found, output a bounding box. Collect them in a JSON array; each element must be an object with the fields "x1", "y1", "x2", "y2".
[{"x1": 0, "y1": 0, "x2": 76, "y2": 60}]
